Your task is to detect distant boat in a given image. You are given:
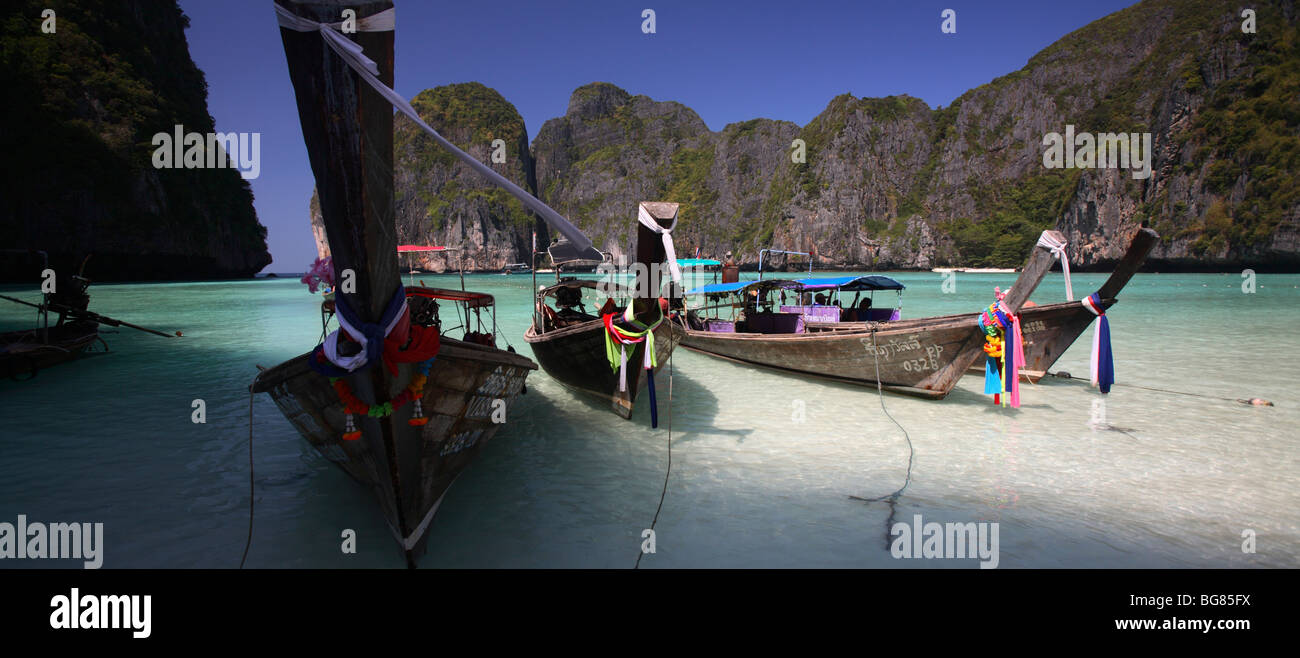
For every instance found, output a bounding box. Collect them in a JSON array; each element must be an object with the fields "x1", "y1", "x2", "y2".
[
  {"x1": 1, "y1": 254, "x2": 175, "y2": 380},
  {"x1": 0, "y1": 306, "x2": 101, "y2": 381},
  {"x1": 546, "y1": 238, "x2": 607, "y2": 273},
  {"x1": 502, "y1": 263, "x2": 531, "y2": 275},
  {"x1": 675, "y1": 232, "x2": 1064, "y2": 398}
]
